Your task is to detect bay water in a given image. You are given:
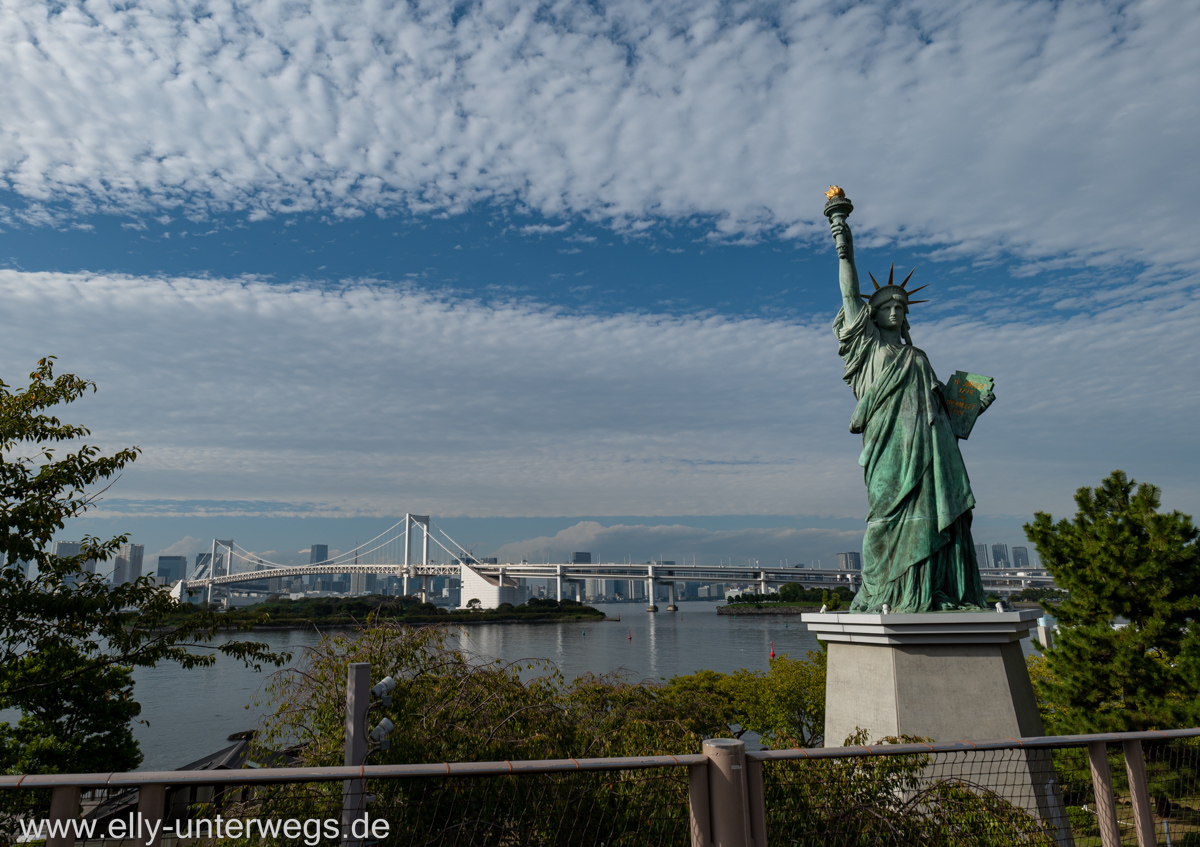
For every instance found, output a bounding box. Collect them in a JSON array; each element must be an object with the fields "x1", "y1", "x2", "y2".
[{"x1": 130, "y1": 601, "x2": 816, "y2": 770}]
